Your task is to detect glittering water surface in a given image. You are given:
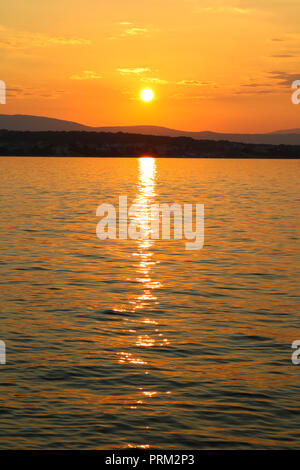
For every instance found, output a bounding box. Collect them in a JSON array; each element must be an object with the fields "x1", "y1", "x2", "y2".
[{"x1": 0, "y1": 156, "x2": 299, "y2": 449}]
